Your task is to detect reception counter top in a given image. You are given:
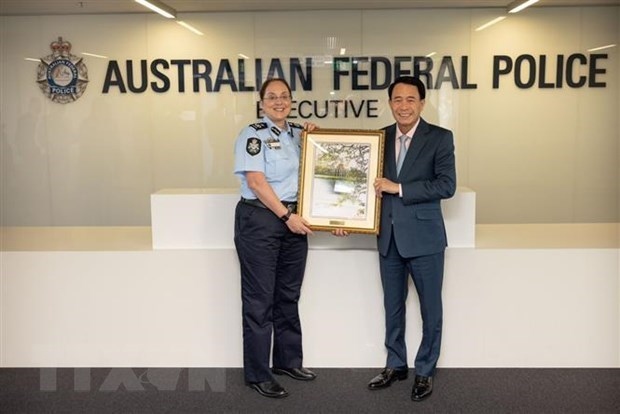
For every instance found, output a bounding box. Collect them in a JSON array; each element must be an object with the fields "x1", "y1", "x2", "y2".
[
  {"x1": 1, "y1": 223, "x2": 617, "y2": 251},
  {"x1": 149, "y1": 187, "x2": 477, "y2": 250}
]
